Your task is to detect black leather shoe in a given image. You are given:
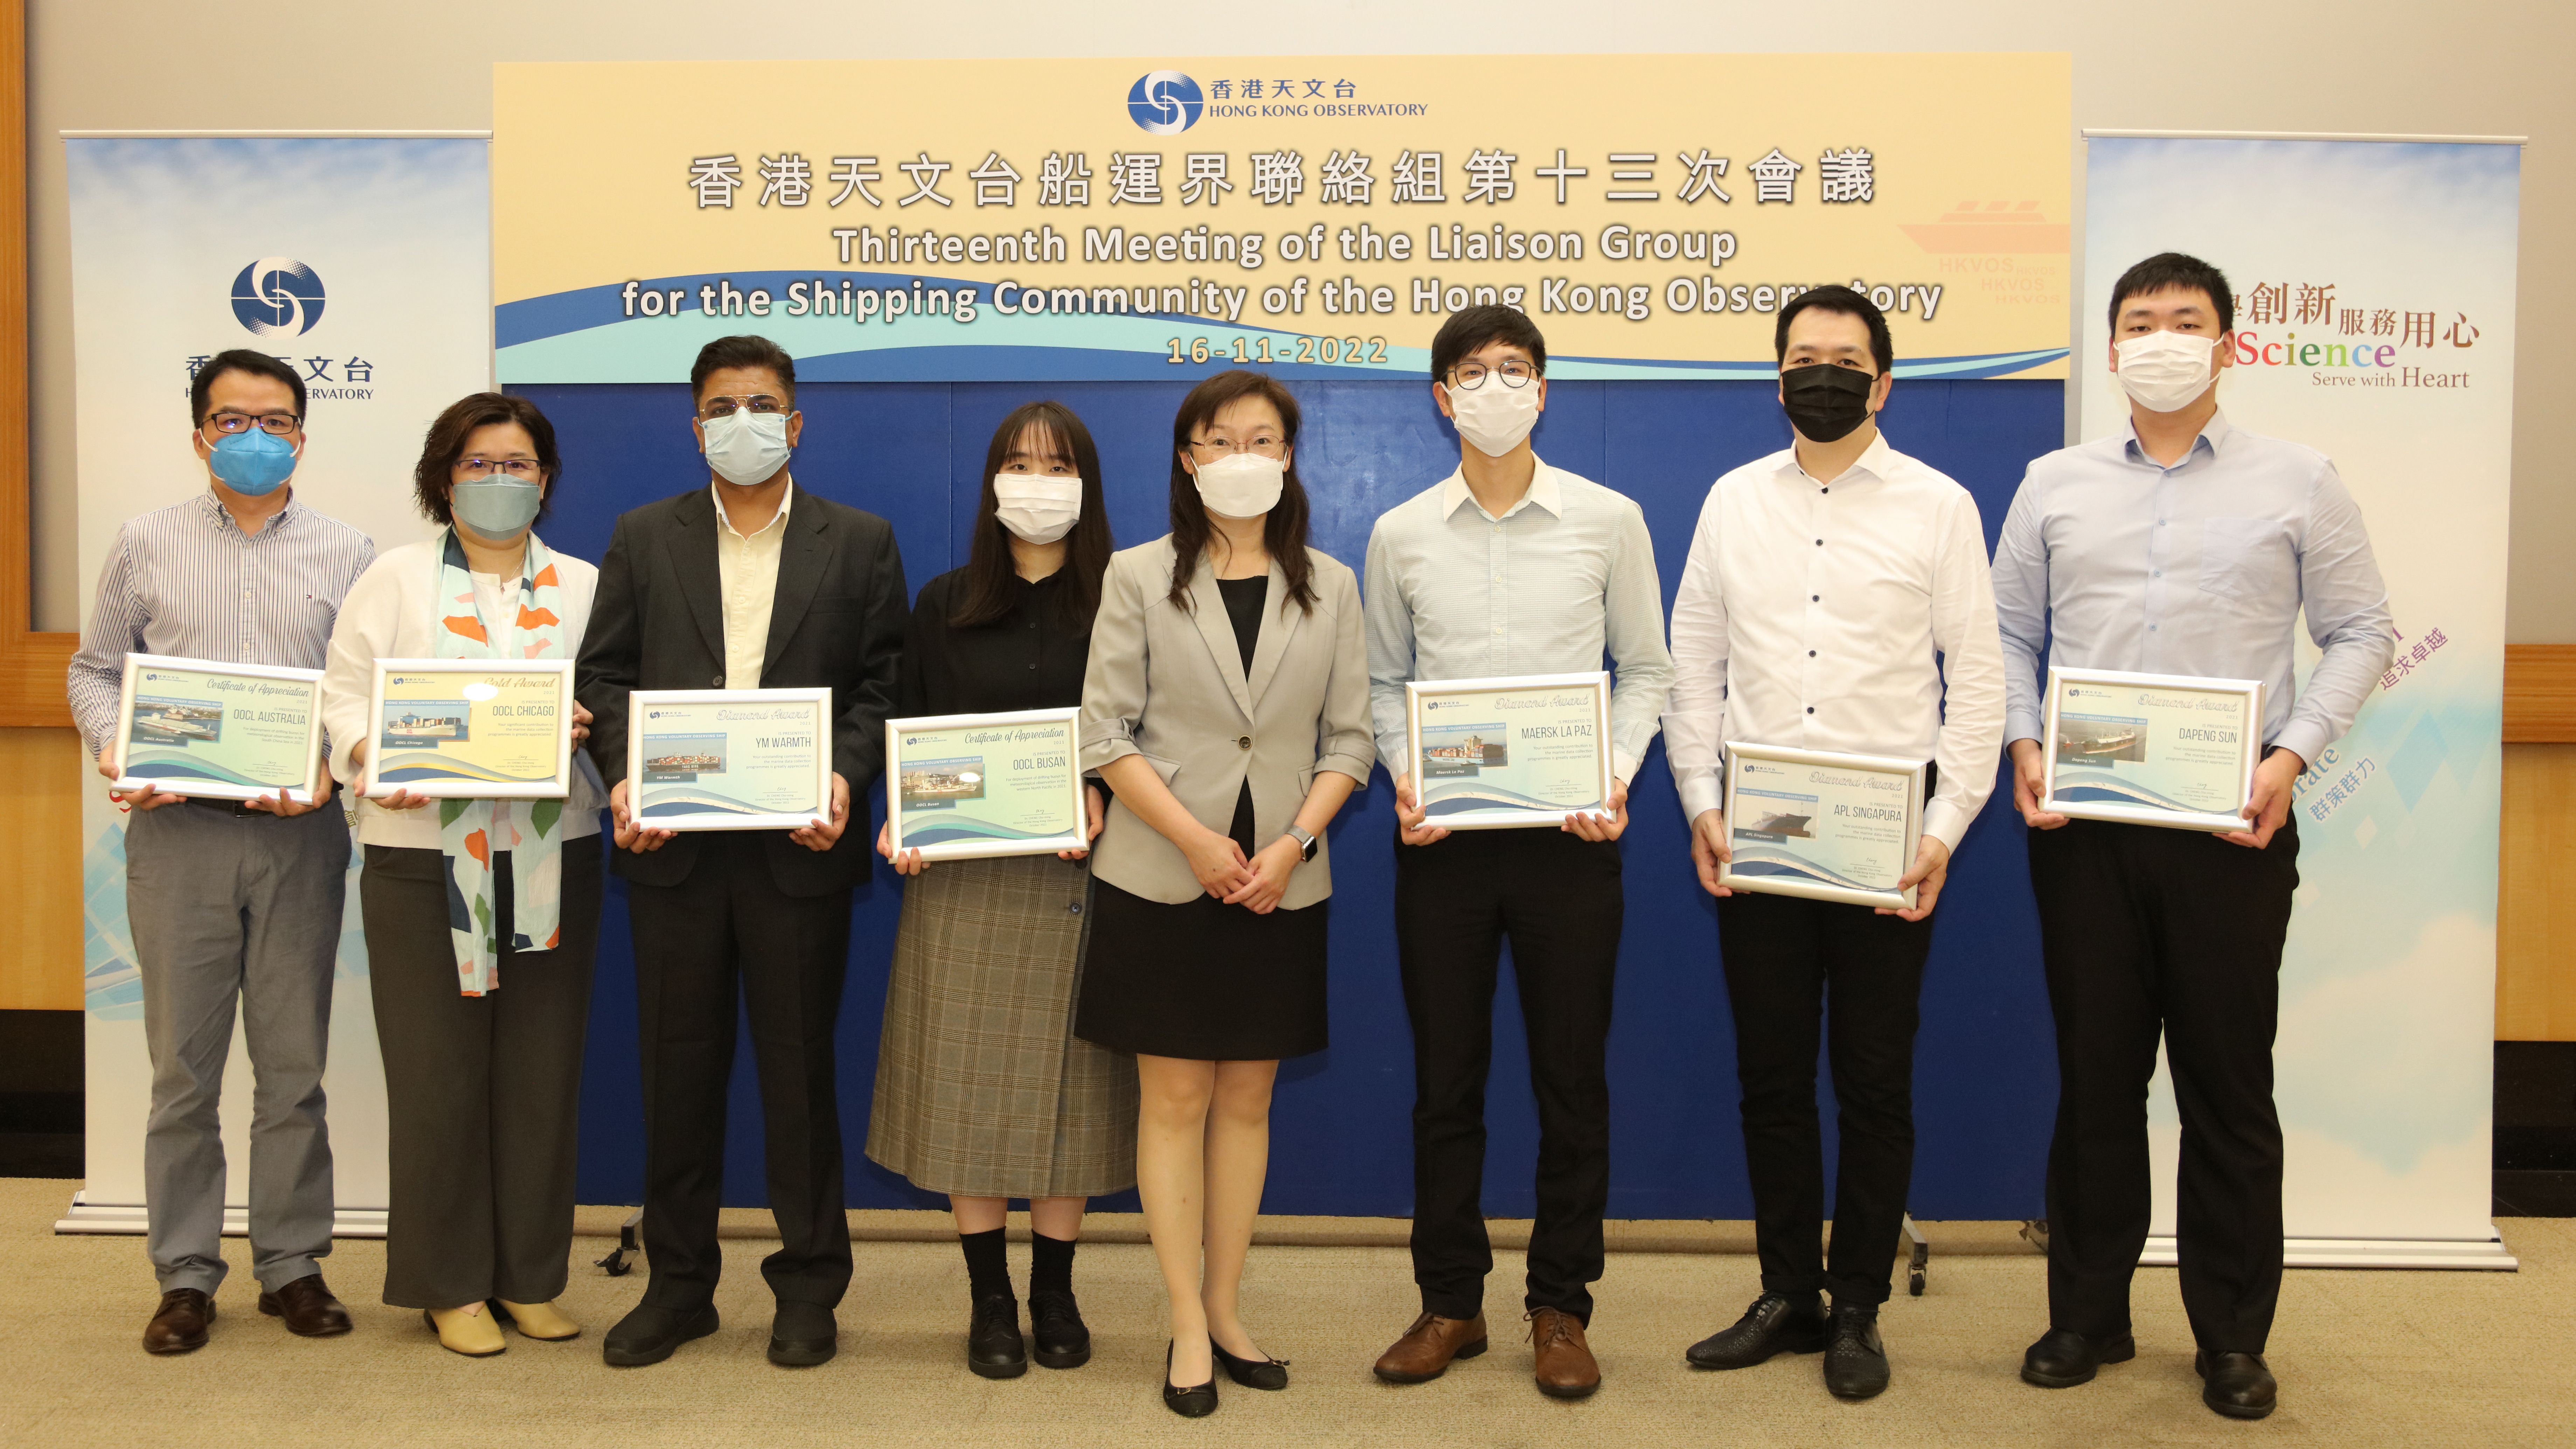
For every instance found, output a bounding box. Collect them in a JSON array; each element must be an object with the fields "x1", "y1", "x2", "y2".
[
  {"x1": 1211, "y1": 1336, "x2": 1289, "y2": 1390},
  {"x1": 2196, "y1": 1350, "x2": 2277, "y2": 1420},
  {"x1": 258, "y1": 1273, "x2": 353, "y2": 1337},
  {"x1": 1029, "y1": 1289, "x2": 1090, "y2": 1370},
  {"x1": 967, "y1": 1293, "x2": 1028, "y2": 1378},
  {"x1": 1685, "y1": 1292, "x2": 1831, "y2": 1369},
  {"x1": 1162, "y1": 1341, "x2": 1218, "y2": 1417},
  {"x1": 602, "y1": 1302, "x2": 720, "y2": 1367},
  {"x1": 2020, "y1": 1326, "x2": 2136, "y2": 1388},
  {"x1": 1821, "y1": 1304, "x2": 1890, "y2": 1400},
  {"x1": 768, "y1": 1300, "x2": 838, "y2": 1368}
]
